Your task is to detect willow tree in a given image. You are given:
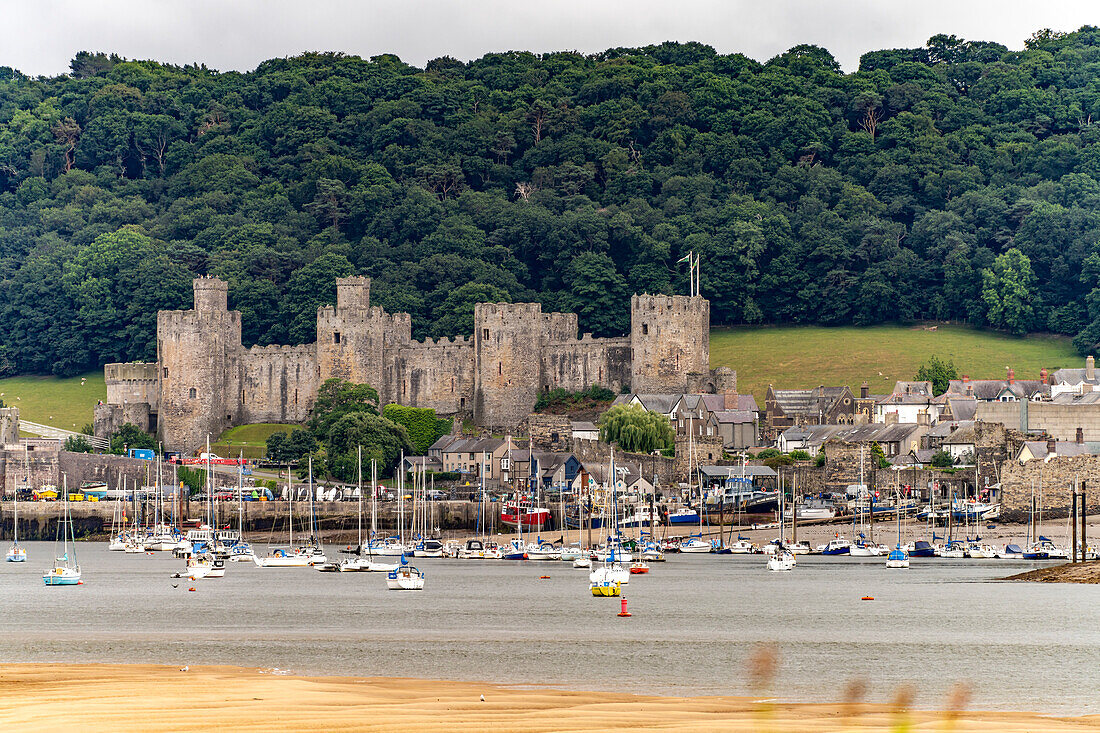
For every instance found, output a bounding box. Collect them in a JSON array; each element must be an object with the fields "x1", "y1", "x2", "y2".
[{"x1": 597, "y1": 404, "x2": 675, "y2": 454}]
